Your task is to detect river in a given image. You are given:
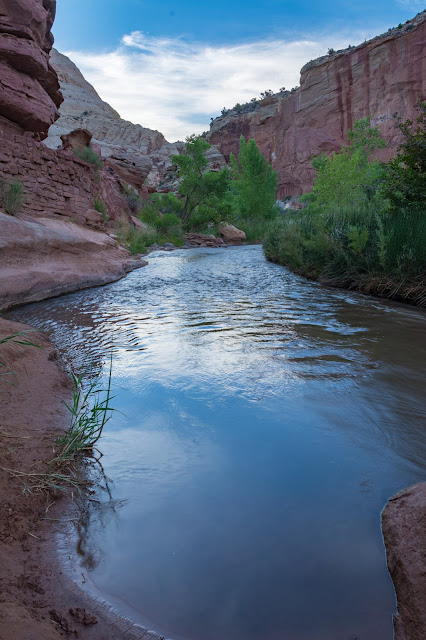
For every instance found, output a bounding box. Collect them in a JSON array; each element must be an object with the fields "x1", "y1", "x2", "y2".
[{"x1": 7, "y1": 245, "x2": 426, "y2": 640}]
